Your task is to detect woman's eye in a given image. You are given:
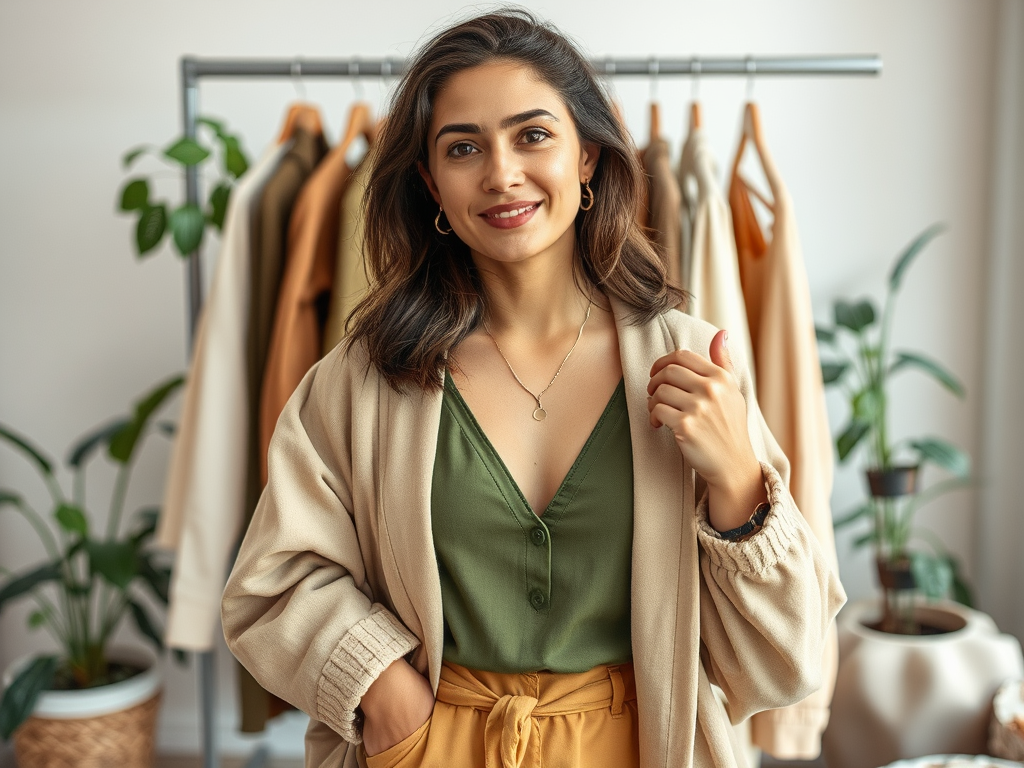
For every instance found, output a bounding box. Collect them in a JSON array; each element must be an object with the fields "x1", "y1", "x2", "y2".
[
  {"x1": 447, "y1": 142, "x2": 477, "y2": 158},
  {"x1": 522, "y1": 129, "x2": 549, "y2": 144}
]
